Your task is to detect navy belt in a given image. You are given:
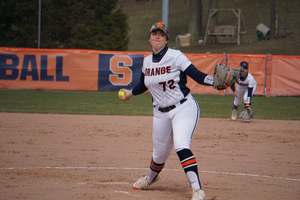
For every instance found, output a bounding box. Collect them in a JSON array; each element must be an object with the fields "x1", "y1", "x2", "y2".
[{"x1": 158, "y1": 98, "x2": 187, "y2": 112}]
